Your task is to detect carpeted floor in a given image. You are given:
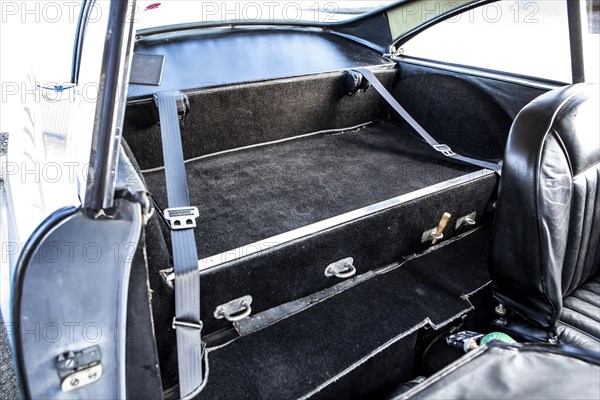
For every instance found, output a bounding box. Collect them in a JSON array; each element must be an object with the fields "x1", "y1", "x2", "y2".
[
  {"x1": 144, "y1": 120, "x2": 476, "y2": 259},
  {"x1": 196, "y1": 225, "x2": 493, "y2": 399}
]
